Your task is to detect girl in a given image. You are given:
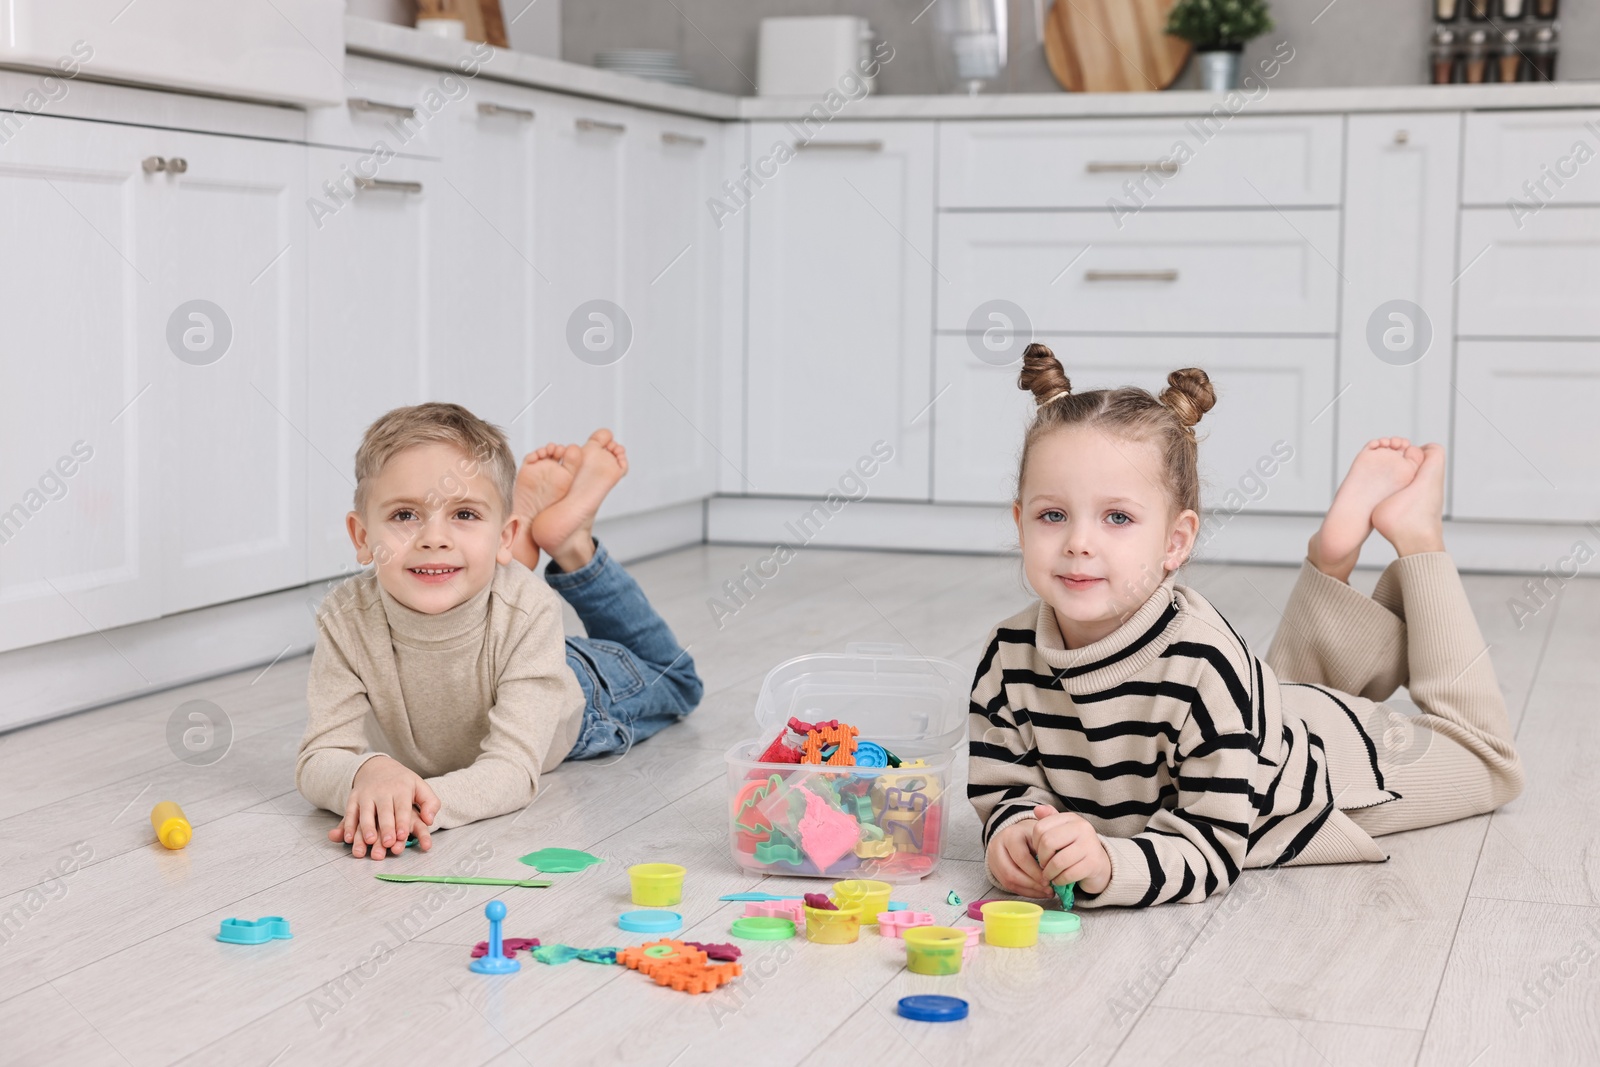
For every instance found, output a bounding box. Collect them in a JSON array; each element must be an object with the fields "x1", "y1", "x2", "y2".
[{"x1": 968, "y1": 344, "x2": 1524, "y2": 908}]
